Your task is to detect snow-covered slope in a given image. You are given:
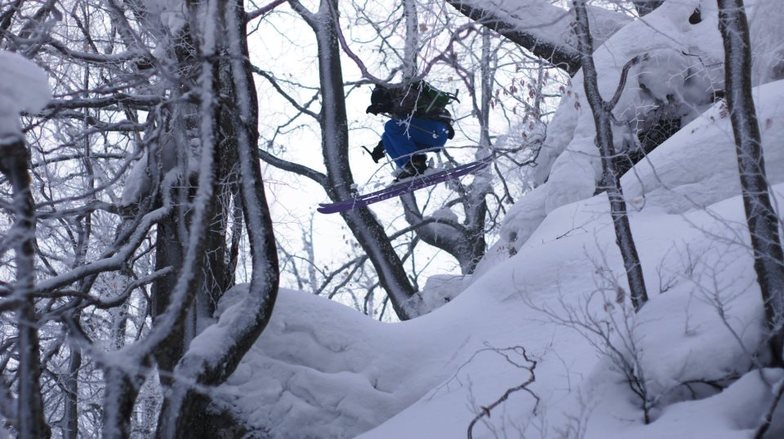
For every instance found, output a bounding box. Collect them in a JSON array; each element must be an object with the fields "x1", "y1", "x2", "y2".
[
  {"x1": 481, "y1": 0, "x2": 784, "y2": 266},
  {"x1": 622, "y1": 80, "x2": 784, "y2": 213},
  {"x1": 358, "y1": 76, "x2": 784, "y2": 434},
  {"x1": 214, "y1": 285, "x2": 470, "y2": 437},
  {"x1": 215, "y1": 76, "x2": 784, "y2": 438},
  {"x1": 360, "y1": 186, "x2": 782, "y2": 439}
]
